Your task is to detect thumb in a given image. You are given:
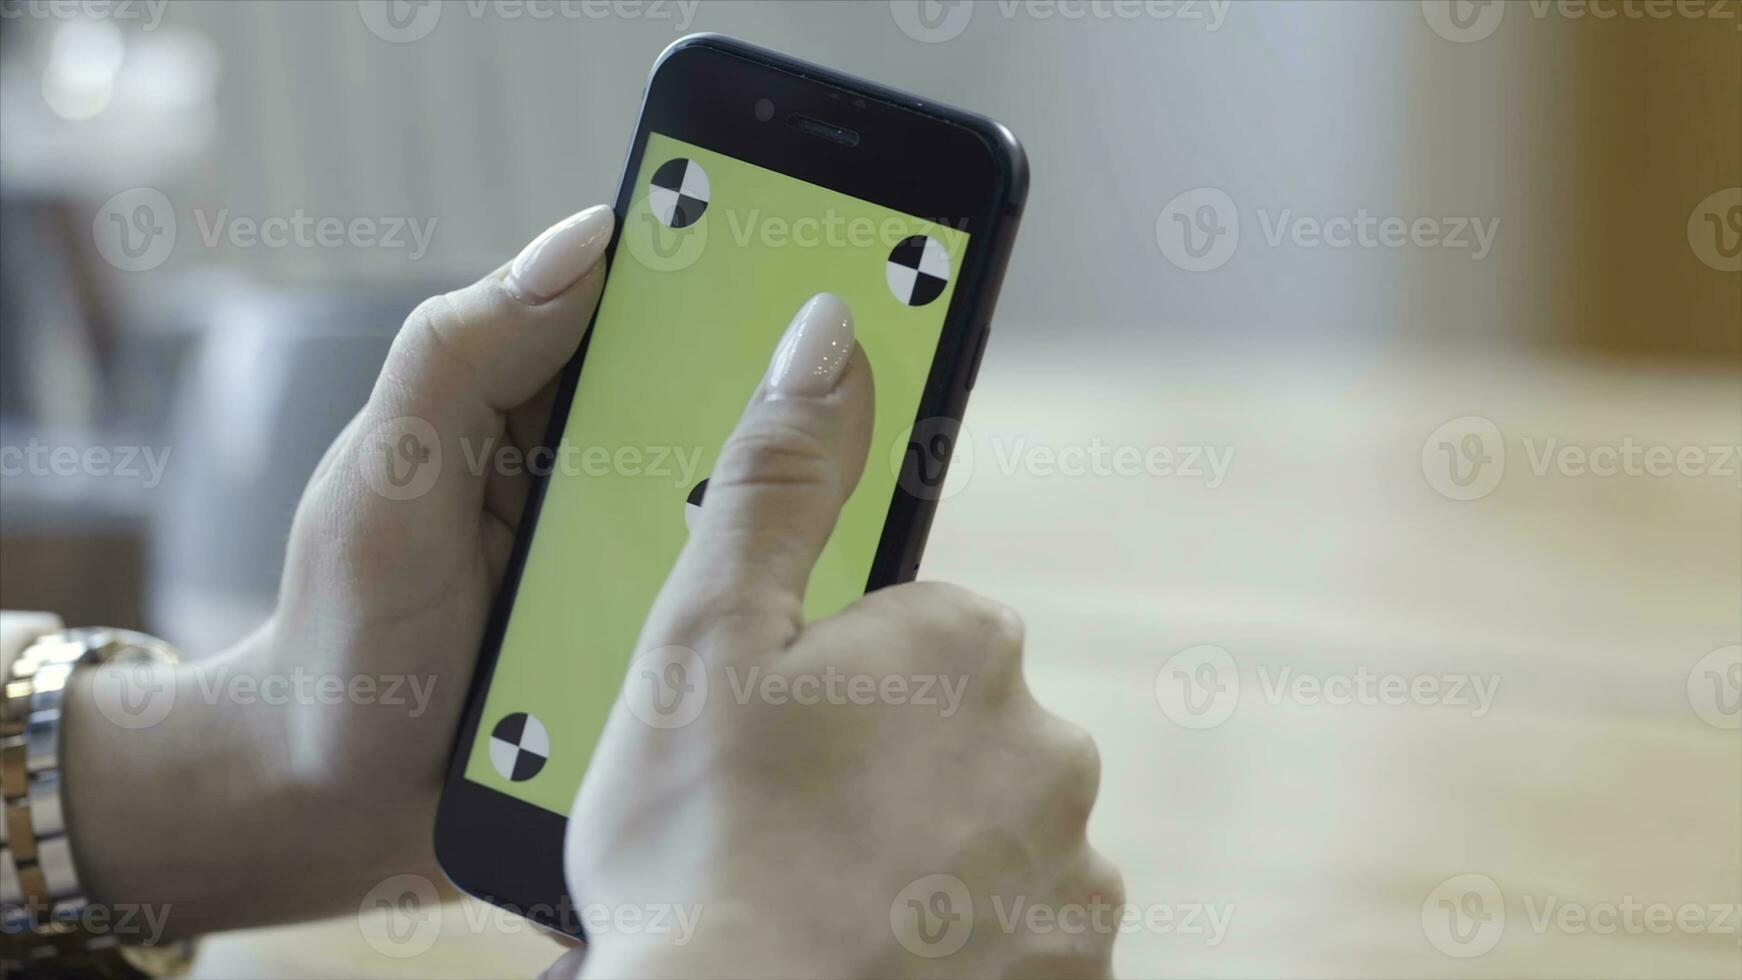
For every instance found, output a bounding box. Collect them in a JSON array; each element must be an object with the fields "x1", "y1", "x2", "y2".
[
  {"x1": 646, "y1": 292, "x2": 875, "y2": 652},
  {"x1": 305, "y1": 206, "x2": 615, "y2": 619},
  {"x1": 349, "y1": 205, "x2": 614, "y2": 506}
]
